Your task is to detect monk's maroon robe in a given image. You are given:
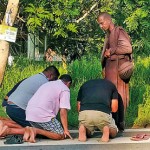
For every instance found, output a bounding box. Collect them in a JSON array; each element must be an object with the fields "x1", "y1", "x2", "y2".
[{"x1": 101, "y1": 26, "x2": 132, "y2": 111}]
